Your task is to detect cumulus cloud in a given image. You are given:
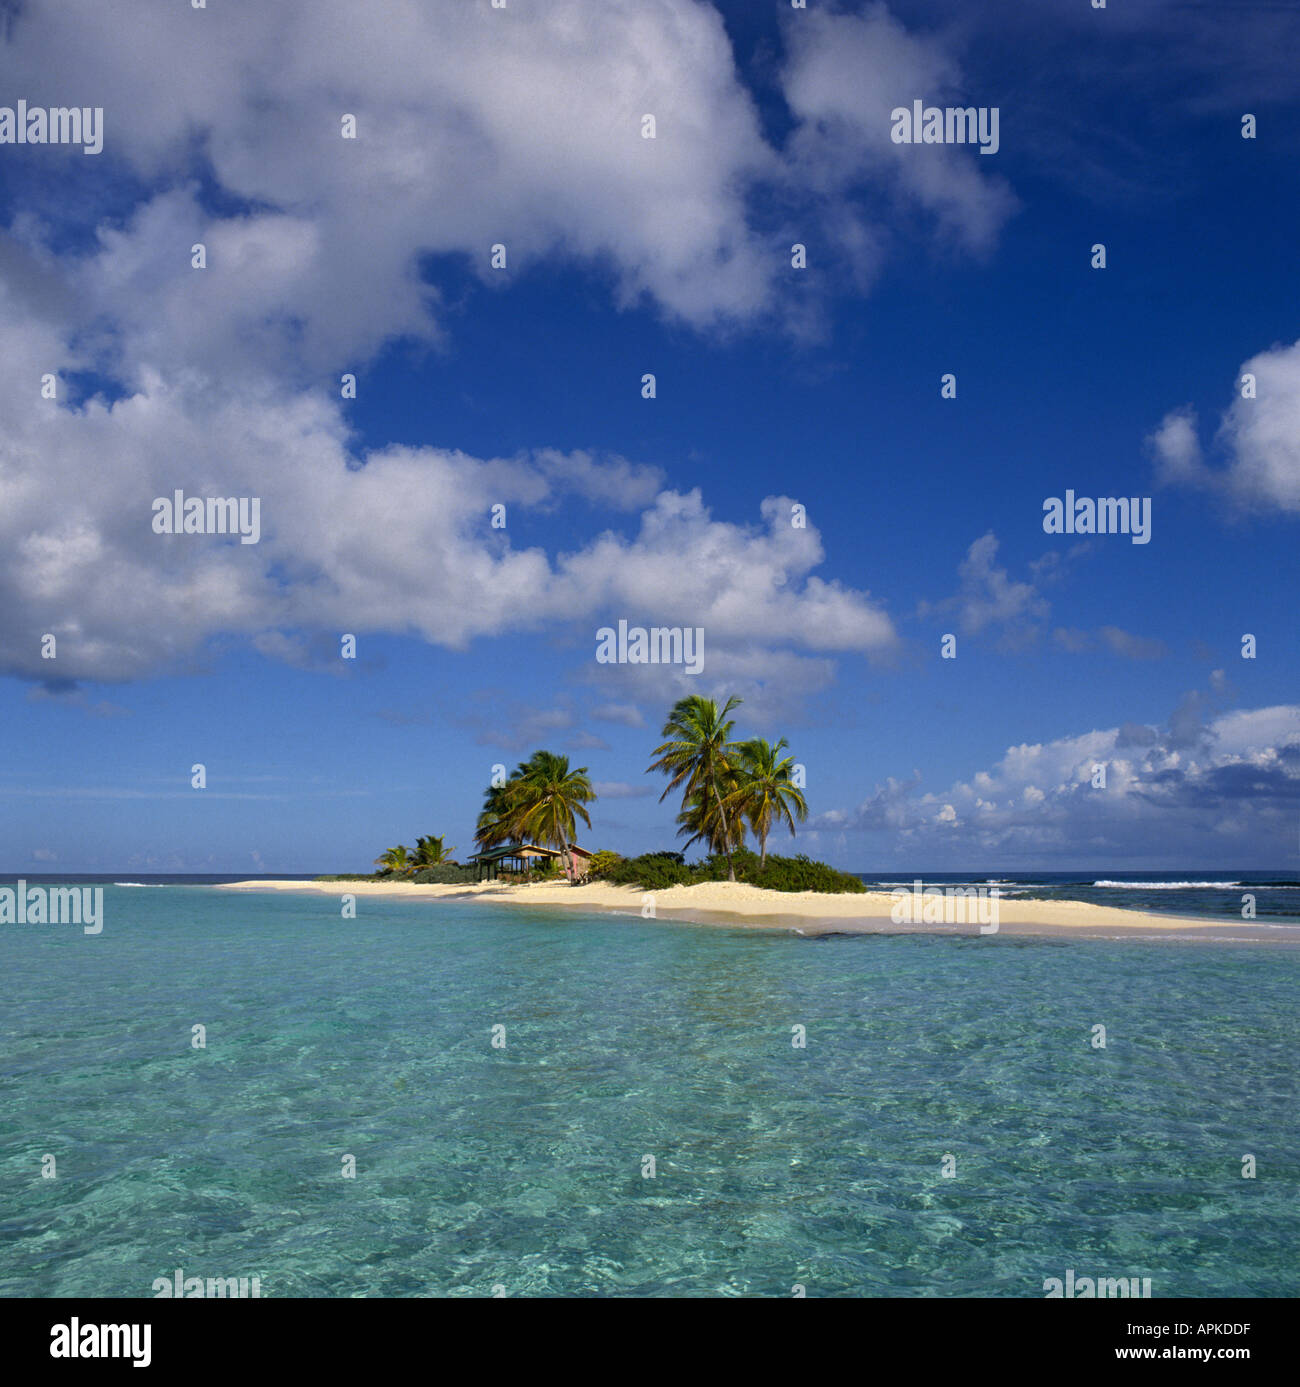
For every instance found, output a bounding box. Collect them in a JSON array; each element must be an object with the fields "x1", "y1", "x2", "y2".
[
  {"x1": 0, "y1": 1, "x2": 982, "y2": 696},
  {"x1": 920, "y1": 532, "x2": 1048, "y2": 642},
  {"x1": 780, "y1": 4, "x2": 1017, "y2": 265},
  {"x1": 532, "y1": 451, "x2": 665, "y2": 512},
  {"x1": 558, "y1": 492, "x2": 894, "y2": 651},
  {"x1": 0, "y1": 242, "x2": 897, "y2": 685},
  {"x1": 814, "y1": 697, "x2": 1300, "y2": 864},
  {"x1": 0, "y1": 0, "x2": 1019, "y2": 371},
  {"x1": 1150, "y1": 406, "x2": 1209, "y2": 489},
  {"x1": 2, "y1": 0, "x2": 781, "y2": 357},
  {"x1": 1150, "y1": 340, "x2": 1300, "y2": 513}
]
